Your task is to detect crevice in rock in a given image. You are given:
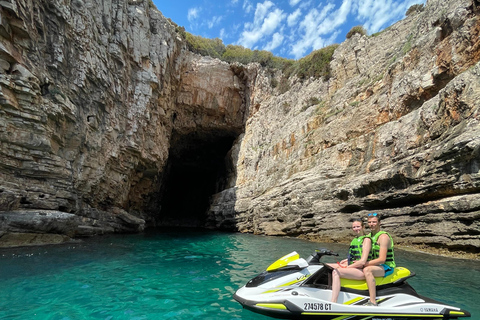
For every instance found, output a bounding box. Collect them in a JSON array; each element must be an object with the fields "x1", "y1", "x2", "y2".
[
  {"x1": 400, "y1": 70, "x2": 455, "y2": 117},
  {"x1": 340, "y1": 186, "x2": 480, "y2": 213},
  {"x1": 427, "y1": 242, "x2": 478, "y2": 254},
  {"x1": 352, "y1": 173, "x2": 418, "y2": 198},
  {"x1": 155, "y1": 129, "x2": 239, "y2": 227},
  {"x1": 432, "y1": 17, "x2": 454, "y2": 41}
]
